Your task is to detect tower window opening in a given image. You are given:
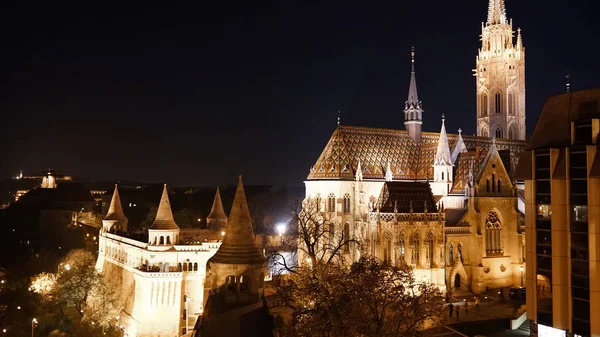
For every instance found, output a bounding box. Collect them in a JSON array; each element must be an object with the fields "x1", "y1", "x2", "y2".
[
  {"x1": 492, "y1": 174, "x2": 496, "y2": 192},
  {"x1": 343, "y1": 194, "x2": 351, "y2": 213},
  {"x1": 495, "y1": 92, "x2": 502, "y2": 114},
  {"x1": 486, "y1": 179, "x2": 490, "y2": 192},
  {"x1": 508, "y1": 92, "x2": 514, "y2": 115},
  {"x1": 482, "y1": 94, "x2": 488, "y2": 116},
  {"x1": 226, "y1": 276, "x2": 236, "y2": 292},
  {"x1": 495, "y1": 127, "x2": 503, "y2": 139}
]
